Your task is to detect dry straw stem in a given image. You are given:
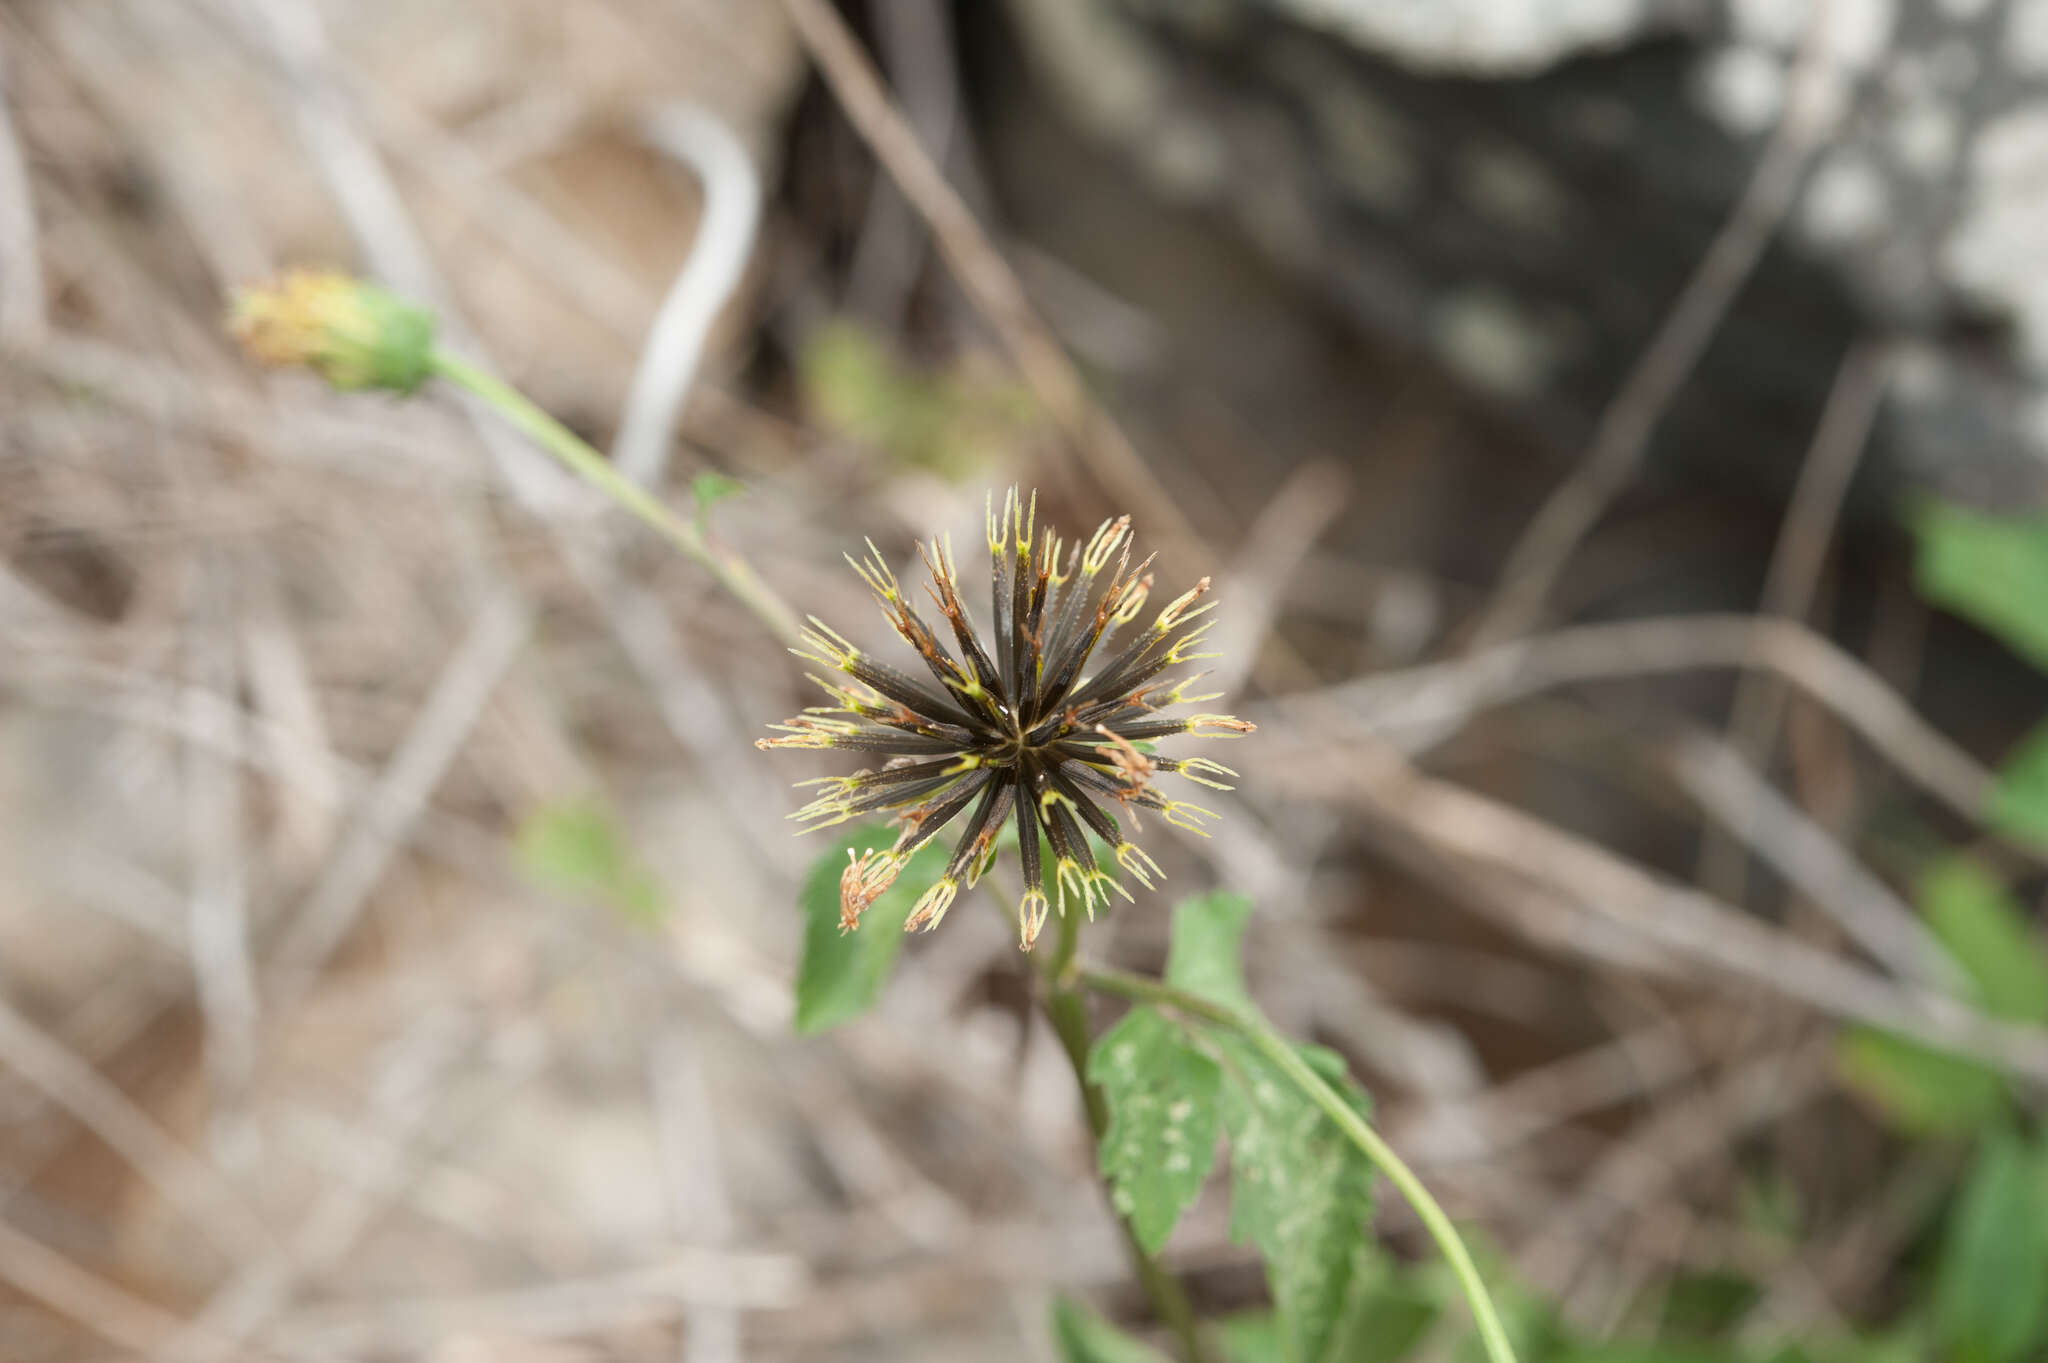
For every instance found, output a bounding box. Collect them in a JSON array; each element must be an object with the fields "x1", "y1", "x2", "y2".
[
  {"x1": 0, "y1": 53, "x2": 47, "y2": 345},
  {"x1": 1393, "y1": 1013, "x2": 1706, "y2": 1167},
  {"x1": 264, "y1": 589, "x2": 533, "y2": 1007},
  {"x1": 0, "y1": 1215, "x2": 201, "y2": 1356},
  {"x1": 184, "y1": 559, "x2": 262, "y2": 1095},
  {"x1": 1515, "y1": 1039, "x2": 1834, "y2": 1306},
  {"x1": 1663, "y1": 728, "x2": 1963, "y2": 992},
  {"x1": 0, "y1": 996, "x2": 272, "y2": 1264},
  {"x1": 1697, "y1": 340, "x2": 1894, "y2": 904},
  {"x1": 1271, "y1": 733, "x2": 2048, "y2": 1084},
  {"x1": 267, "y1": 1250, "x2": 808, "y2": 1356},
  {"x1": 162, "y1": 1007, "x2": 518, "y2": 1363},
  {"x1": 1288, "y1": 612, "x2": 1994, "y2": 822}
]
